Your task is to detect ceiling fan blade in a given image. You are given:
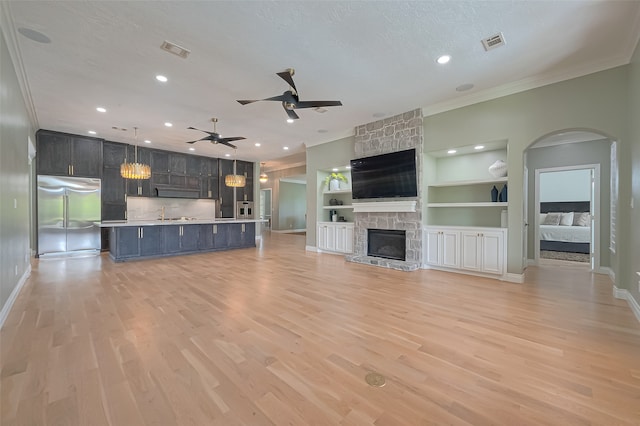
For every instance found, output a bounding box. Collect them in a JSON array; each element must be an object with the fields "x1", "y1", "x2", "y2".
[
  {"x1": 185, "y1": 139, "x2": 205, "y2": 144},
  {"x1": 187, "y1": 126, "x2": 215, "y2": 135},
  {"x1": 295, "y1": 100, "x2": 343, "y2": 109},
  {"x1": 217, "y1": 140, "x2": 237, "y2": 149},
  {"x1": 284, "y1": 107, "x2": 299, "y2": 120},
  {"x1": 219, "y1": 136, "x2": 246, "y2": 143},
  {"x1": 238, "y1": 94, "x2": 286, "y2": 105},
  {"x1": 276, "y1": 70, "x2": 297, "y2": 93}
]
